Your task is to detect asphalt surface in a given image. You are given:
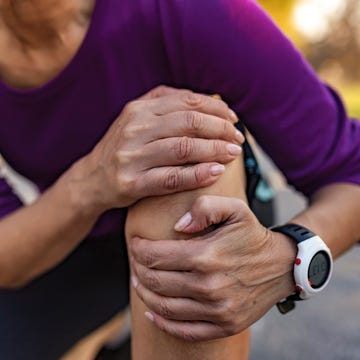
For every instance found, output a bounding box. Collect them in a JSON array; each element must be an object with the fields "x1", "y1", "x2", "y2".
[{"x1": 251, "y1": 246, "x2": 360, "y2": 360}]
